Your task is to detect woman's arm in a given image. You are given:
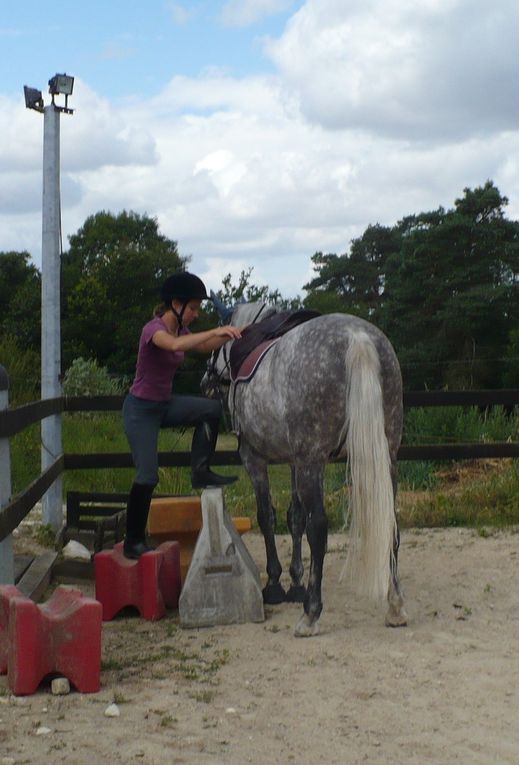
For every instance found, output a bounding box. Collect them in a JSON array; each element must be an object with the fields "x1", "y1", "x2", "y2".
[{"x1": 152, "y1": 325, "x2": 241, "y2": 353}]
